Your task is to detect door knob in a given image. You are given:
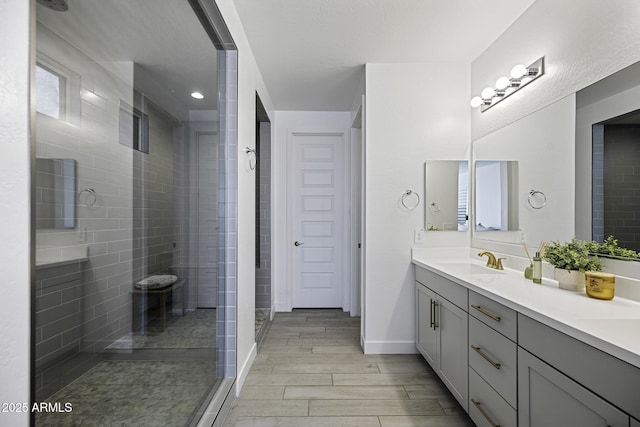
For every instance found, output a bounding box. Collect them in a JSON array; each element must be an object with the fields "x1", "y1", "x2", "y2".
[{"x1": 294, "y1": 241, "x2": 304, "y2": 246}]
